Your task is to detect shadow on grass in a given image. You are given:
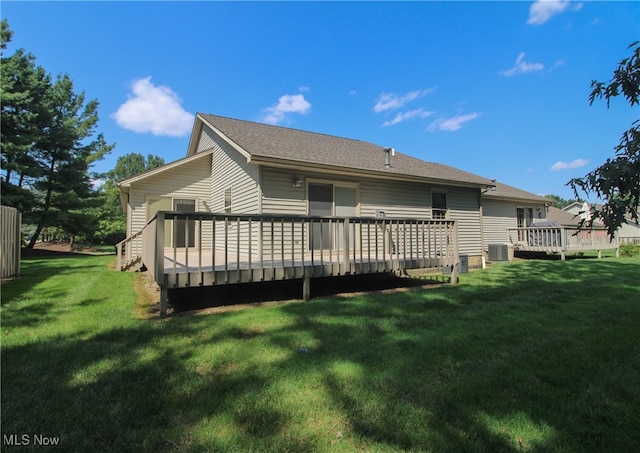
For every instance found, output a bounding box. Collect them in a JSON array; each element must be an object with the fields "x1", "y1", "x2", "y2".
[
  {"x1": 2, "y1": 257, "x2": 638, "y2": 451},
  {"x1": 269, "y1": 259, "x2": 639, "y2": 451},
  {"x1": 168, "y1": 273, "x2": 441, "y2": 313}
]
